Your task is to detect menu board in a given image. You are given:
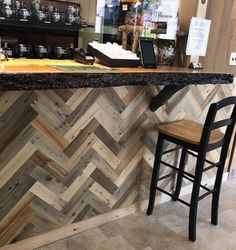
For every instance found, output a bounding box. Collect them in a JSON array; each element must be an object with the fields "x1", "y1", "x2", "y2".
[{"x1": 186, "y1": 17, "x2": 211, "y2": 57}]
